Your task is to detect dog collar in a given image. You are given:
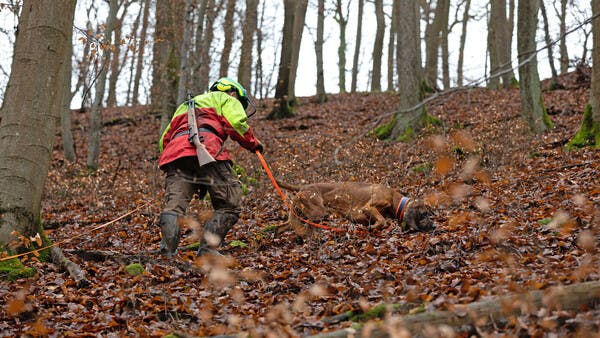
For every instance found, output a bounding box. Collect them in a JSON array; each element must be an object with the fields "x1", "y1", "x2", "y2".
[{"x1": 395, "y1": 197, "x2": 410, "y2": 222}]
